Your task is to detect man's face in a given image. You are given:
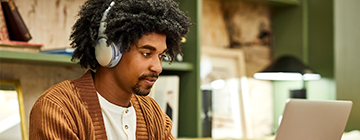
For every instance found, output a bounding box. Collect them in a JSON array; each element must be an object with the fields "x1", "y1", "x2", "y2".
[{"x1": 114, "y1": 32, "x2": 167, "y2": 96}]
